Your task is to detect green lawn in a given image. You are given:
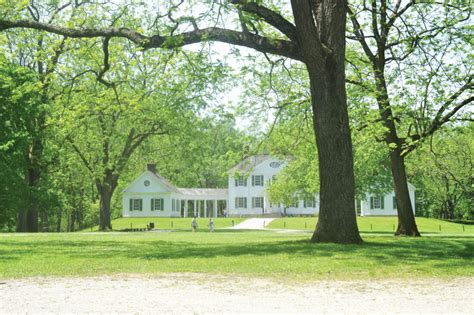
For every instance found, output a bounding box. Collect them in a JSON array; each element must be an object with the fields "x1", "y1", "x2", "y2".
[
  {"x1": 268, "y1": 217, "x2": 474, "y2": 234},
  {"x1": 0, "y1": 231, "x2": 472, "y2": 280},
  {"x1": 84, "y1": 217, "x2": 245, "y2": 232}
]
